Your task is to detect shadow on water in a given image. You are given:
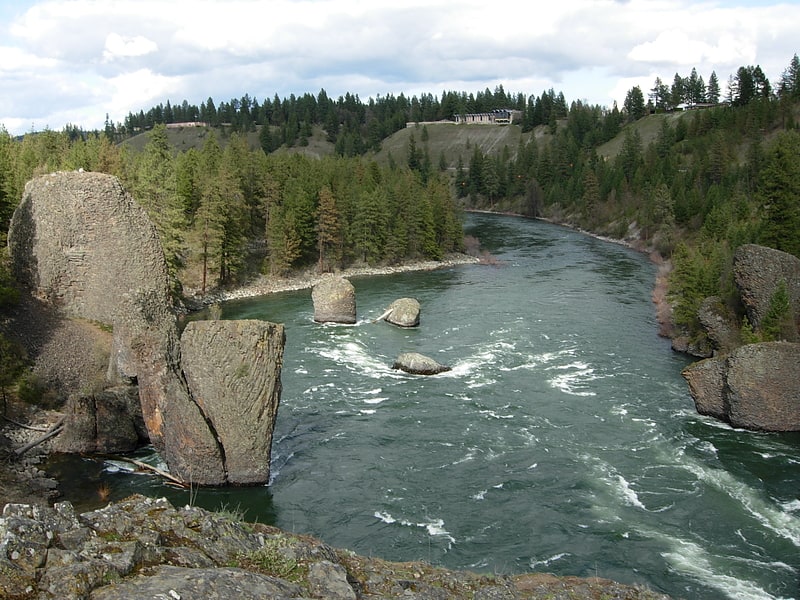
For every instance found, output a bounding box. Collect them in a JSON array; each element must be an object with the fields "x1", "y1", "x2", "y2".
[{"x1": 47, "y1": 450, "x2": 278, "y2": 525}]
